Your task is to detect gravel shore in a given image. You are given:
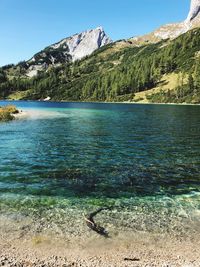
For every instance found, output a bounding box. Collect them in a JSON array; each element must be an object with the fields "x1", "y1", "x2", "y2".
[{"x1": 1, "y1": 230, "x2": 200, "y2": 267}]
